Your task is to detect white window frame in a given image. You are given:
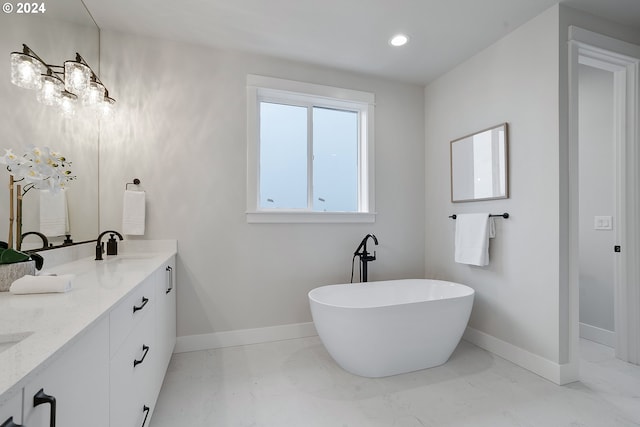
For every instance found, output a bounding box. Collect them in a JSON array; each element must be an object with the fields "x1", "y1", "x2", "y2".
[{"x1": 246, "y1": 74, "x2": 376, "y2": 223}]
